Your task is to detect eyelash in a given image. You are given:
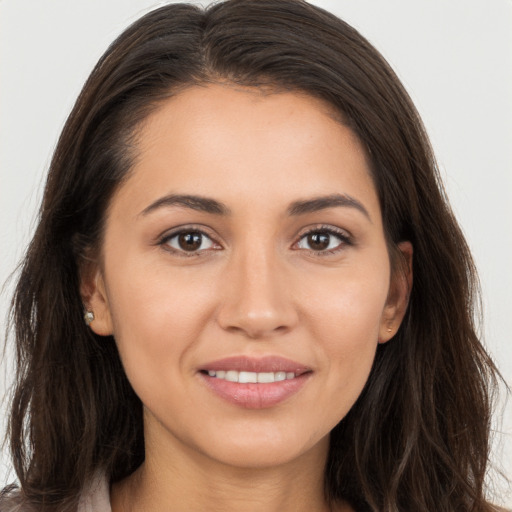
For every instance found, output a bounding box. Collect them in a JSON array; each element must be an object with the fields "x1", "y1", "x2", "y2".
[{"x1": 158, "y1": 224, "x2": 352, "y2": 258}]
